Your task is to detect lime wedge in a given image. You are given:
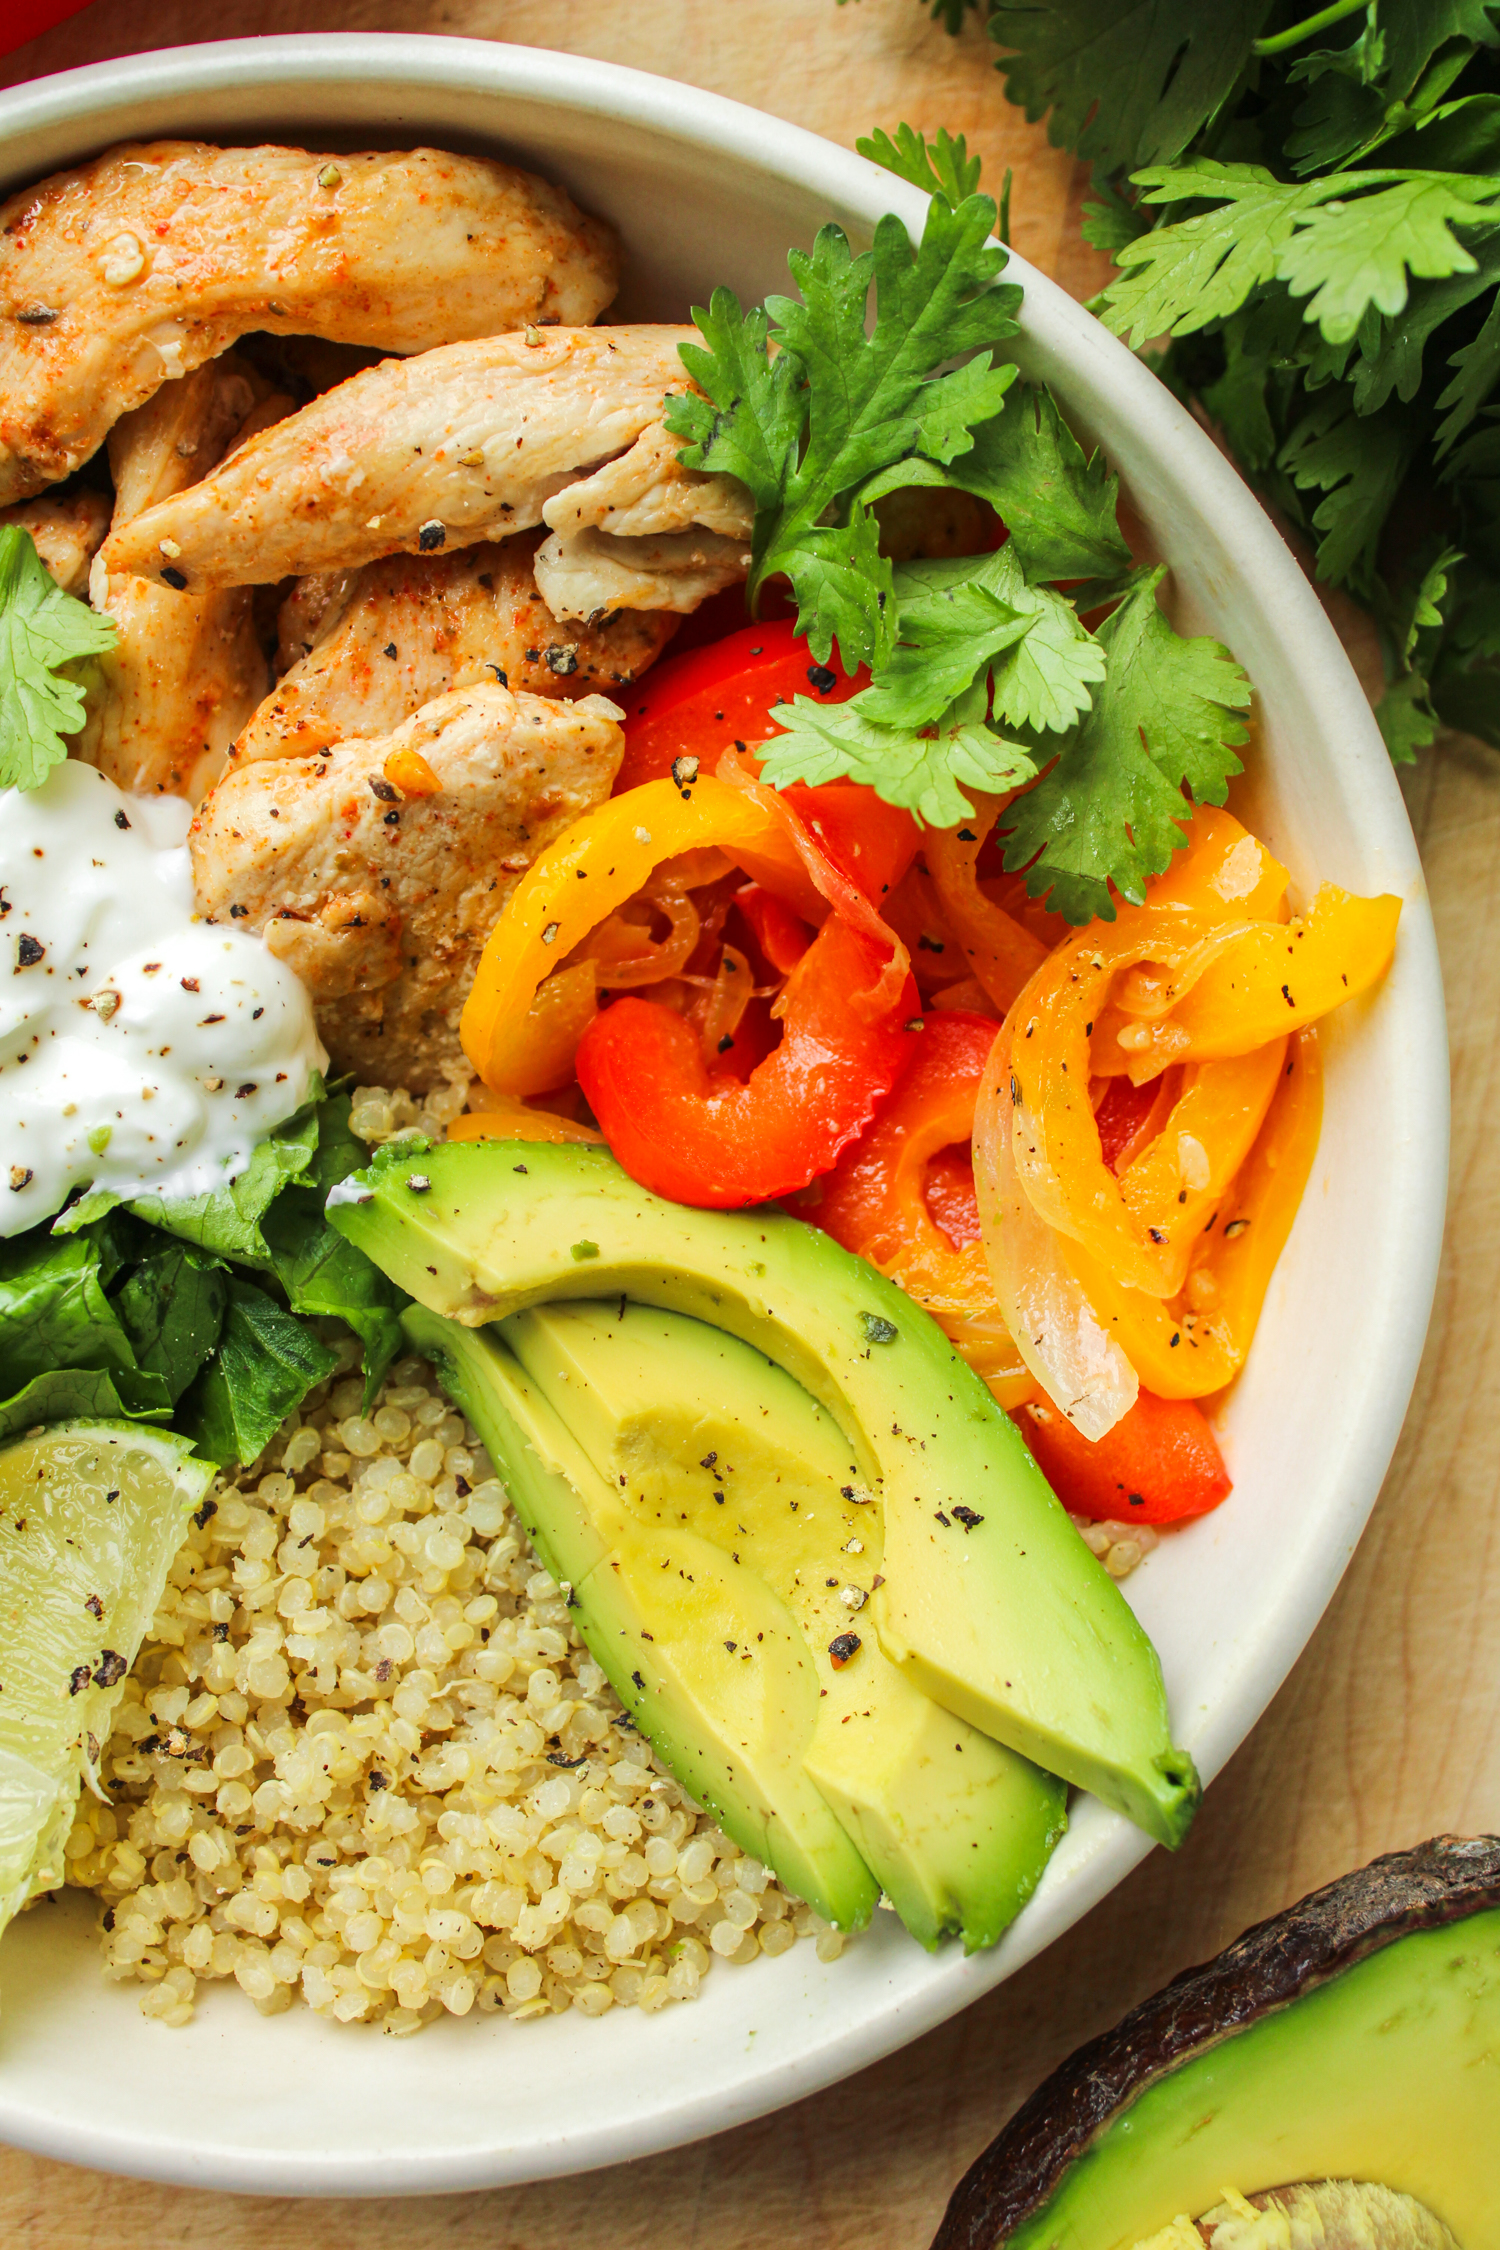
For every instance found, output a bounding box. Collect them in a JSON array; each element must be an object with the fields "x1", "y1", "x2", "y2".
[{"x1": 0, "y1": 1422, "x2": 212, "y2": 1937}]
